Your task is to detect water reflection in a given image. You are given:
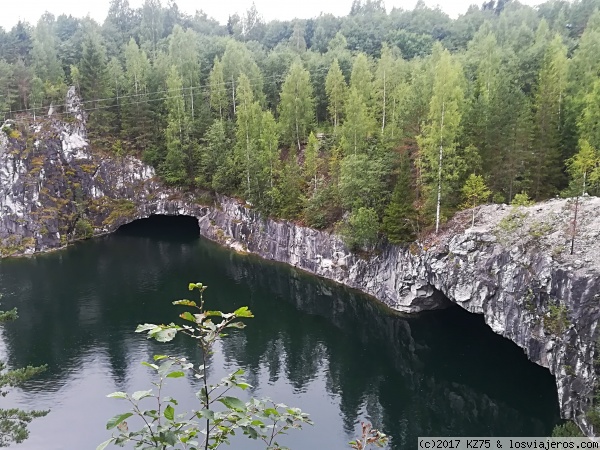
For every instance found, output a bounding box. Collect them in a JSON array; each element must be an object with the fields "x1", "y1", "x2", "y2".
[{"x1": 0, "y1": 215, "x2": 560, "y2": 449}]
